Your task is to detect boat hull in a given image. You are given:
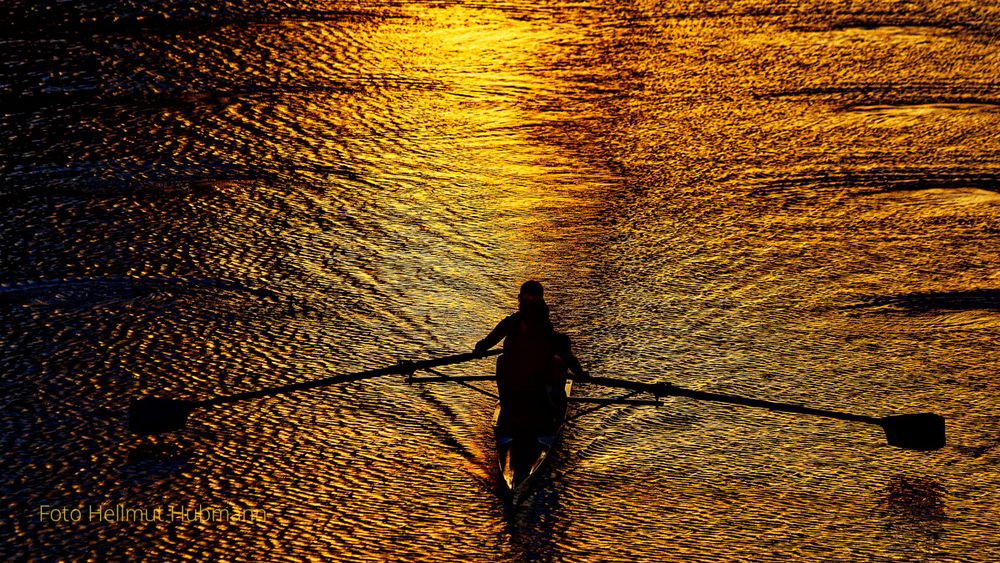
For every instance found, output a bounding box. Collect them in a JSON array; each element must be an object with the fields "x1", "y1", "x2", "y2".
[{"x1": 493, "y1": 380, "x2": 573, "y2": 494}]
